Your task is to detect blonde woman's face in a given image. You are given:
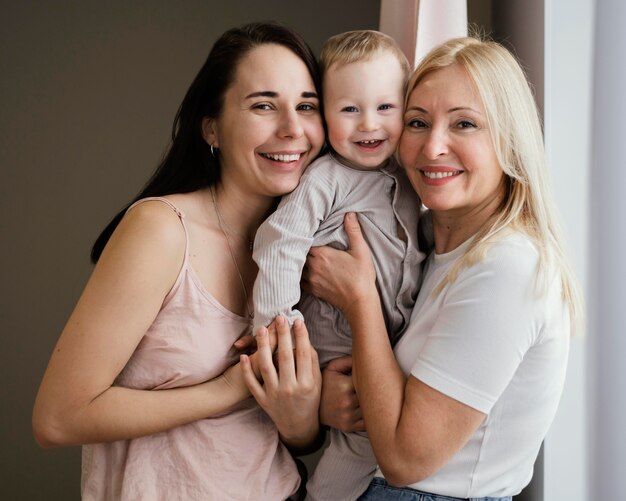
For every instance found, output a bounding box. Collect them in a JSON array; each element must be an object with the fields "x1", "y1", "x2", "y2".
[{"x1": 398, "y1": 63, "x2": 505, "y2": 217}]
